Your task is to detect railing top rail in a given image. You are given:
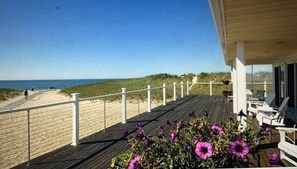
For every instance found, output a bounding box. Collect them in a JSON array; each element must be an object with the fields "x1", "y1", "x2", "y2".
[
  {"x1": 80, "y1": 92, "x2": 122, "y2": 102},
  {"x1": 151, "y1": 86, "x2": 163, "y2": 90},
  {"x1": 126, "y1": 88, "x2": 147, "y2": 94},
  {"x1": 0, "y1": 100, "x2": 74, "y2": 115}
]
